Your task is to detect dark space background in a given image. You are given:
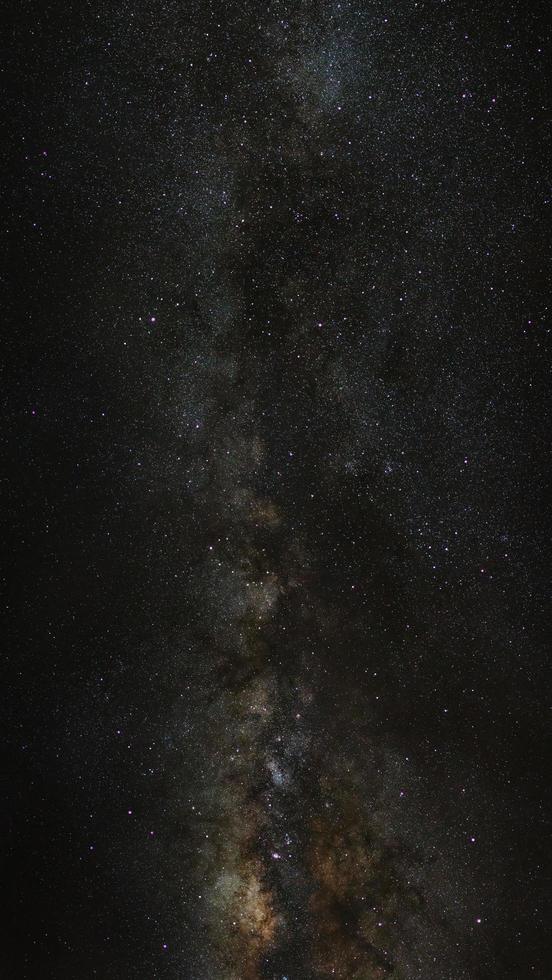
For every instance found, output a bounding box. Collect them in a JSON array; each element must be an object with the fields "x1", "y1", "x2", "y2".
[{"x1": 3, "y1": 2, "x2": 551, "y2": 978}]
